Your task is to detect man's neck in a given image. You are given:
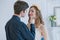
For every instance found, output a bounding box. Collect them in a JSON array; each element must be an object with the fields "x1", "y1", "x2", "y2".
[{"x1": 14, "y1": 14, "x2": 21, "y2": 18}]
